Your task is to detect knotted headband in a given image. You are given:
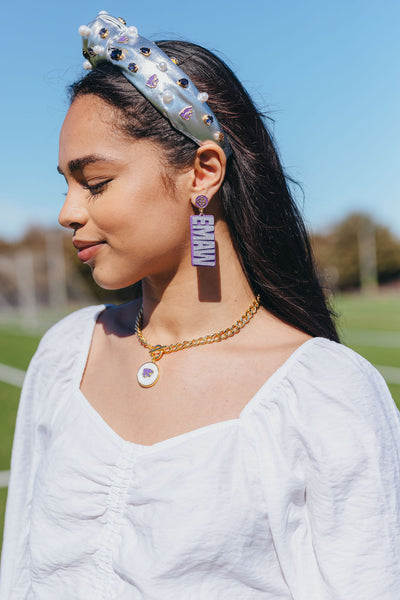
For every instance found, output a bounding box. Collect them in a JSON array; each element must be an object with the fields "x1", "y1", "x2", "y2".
[{"x1": 79, "y1": 11, "x2": 231, "y2": 157}]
